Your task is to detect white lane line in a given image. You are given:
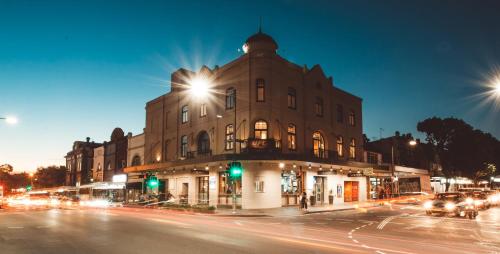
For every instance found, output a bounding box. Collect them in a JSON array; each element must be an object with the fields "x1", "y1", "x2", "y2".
[
  {"x1": 376, "y1": 251, "x2": 387, "y2": 254},
  {"x1": 353, "y1": 239, "x2": 359, "y2": 243},
  {"x1": 234, "y1": 221, "x2": 243, "y2": 226},
  {"x1": 377, "y1": 216, "x2": 396, "y2": 230},
  {"x1": 315, "y1": 222, "x2": 327, "y2": 225},
  {"x1": 7, "y1": 226, "x2": 24, "y2": 229},
  {"x1": 361, "y1": 245, "x2": 370, "y2": 249}
]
